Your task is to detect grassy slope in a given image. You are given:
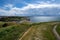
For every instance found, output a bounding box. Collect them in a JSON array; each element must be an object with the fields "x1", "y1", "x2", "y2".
[
  {"x1": 0, "y1": 22, "x2": 31, "y2": 40},
  {"x1": 0, "y1": 22, "x2": 59, "y2": 40},
  {"x1": 21, "y1": 22, "x2": 58, "y2": 40},
  {"x1": 56, "y1": 24, "x2": 60, "y2": 35}
]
